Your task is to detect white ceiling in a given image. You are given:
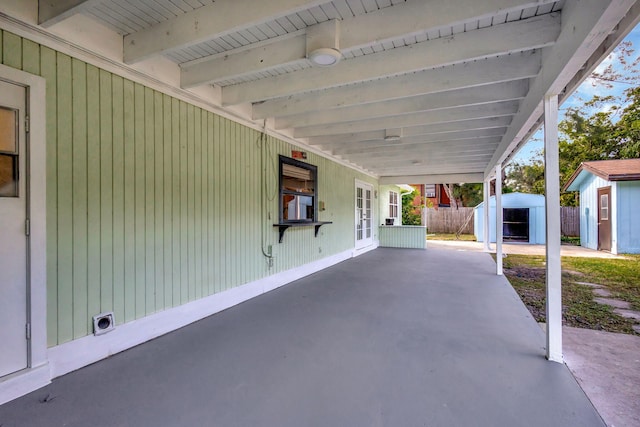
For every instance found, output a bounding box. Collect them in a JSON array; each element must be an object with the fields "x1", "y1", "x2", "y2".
[{"x1": 37, "y1": 0, "x2": 640, "y2": 183}]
